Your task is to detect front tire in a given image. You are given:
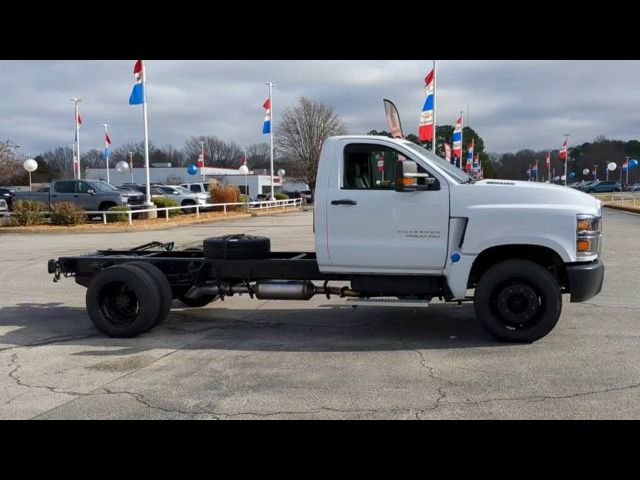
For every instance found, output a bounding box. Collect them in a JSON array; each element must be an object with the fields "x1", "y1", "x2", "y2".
[{"x1": 474, "y1": 259, "x2": 562, "y2": 343}]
